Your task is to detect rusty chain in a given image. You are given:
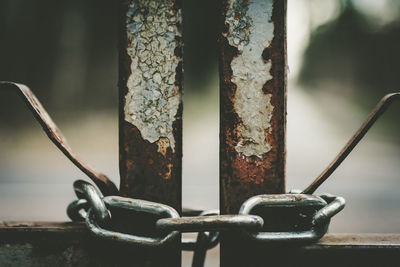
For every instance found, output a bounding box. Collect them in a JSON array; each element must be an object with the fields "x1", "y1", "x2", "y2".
[{"x1": 67, "y1": 180, "x2": 345, "y2": 266}]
